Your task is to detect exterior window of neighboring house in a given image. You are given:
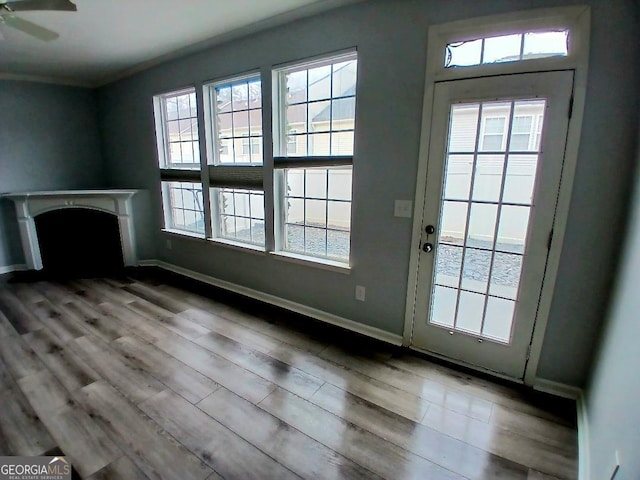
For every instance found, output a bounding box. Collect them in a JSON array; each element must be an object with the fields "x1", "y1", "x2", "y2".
[
  {"x1": 153, "y1": 88, "x2": 205, "y2": 235},
  {"x1": 534, "y1": 114, "x2": 544, "y2": 150},
  {"x1": 445, "y1": 30, "x2": 569, "y2": 68},
  {"x1": 481, "y1": 117, "x2": 506, "y2": 151},
  {"x1": 205, "y1": 74, "x2": 265, "y2": 247},
  {"x1": 274, "y1": 51, "x2": 357, "y2": 265},
  {"x1": 510, "y1": 115, "x2": 533, "y2": 150}
]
